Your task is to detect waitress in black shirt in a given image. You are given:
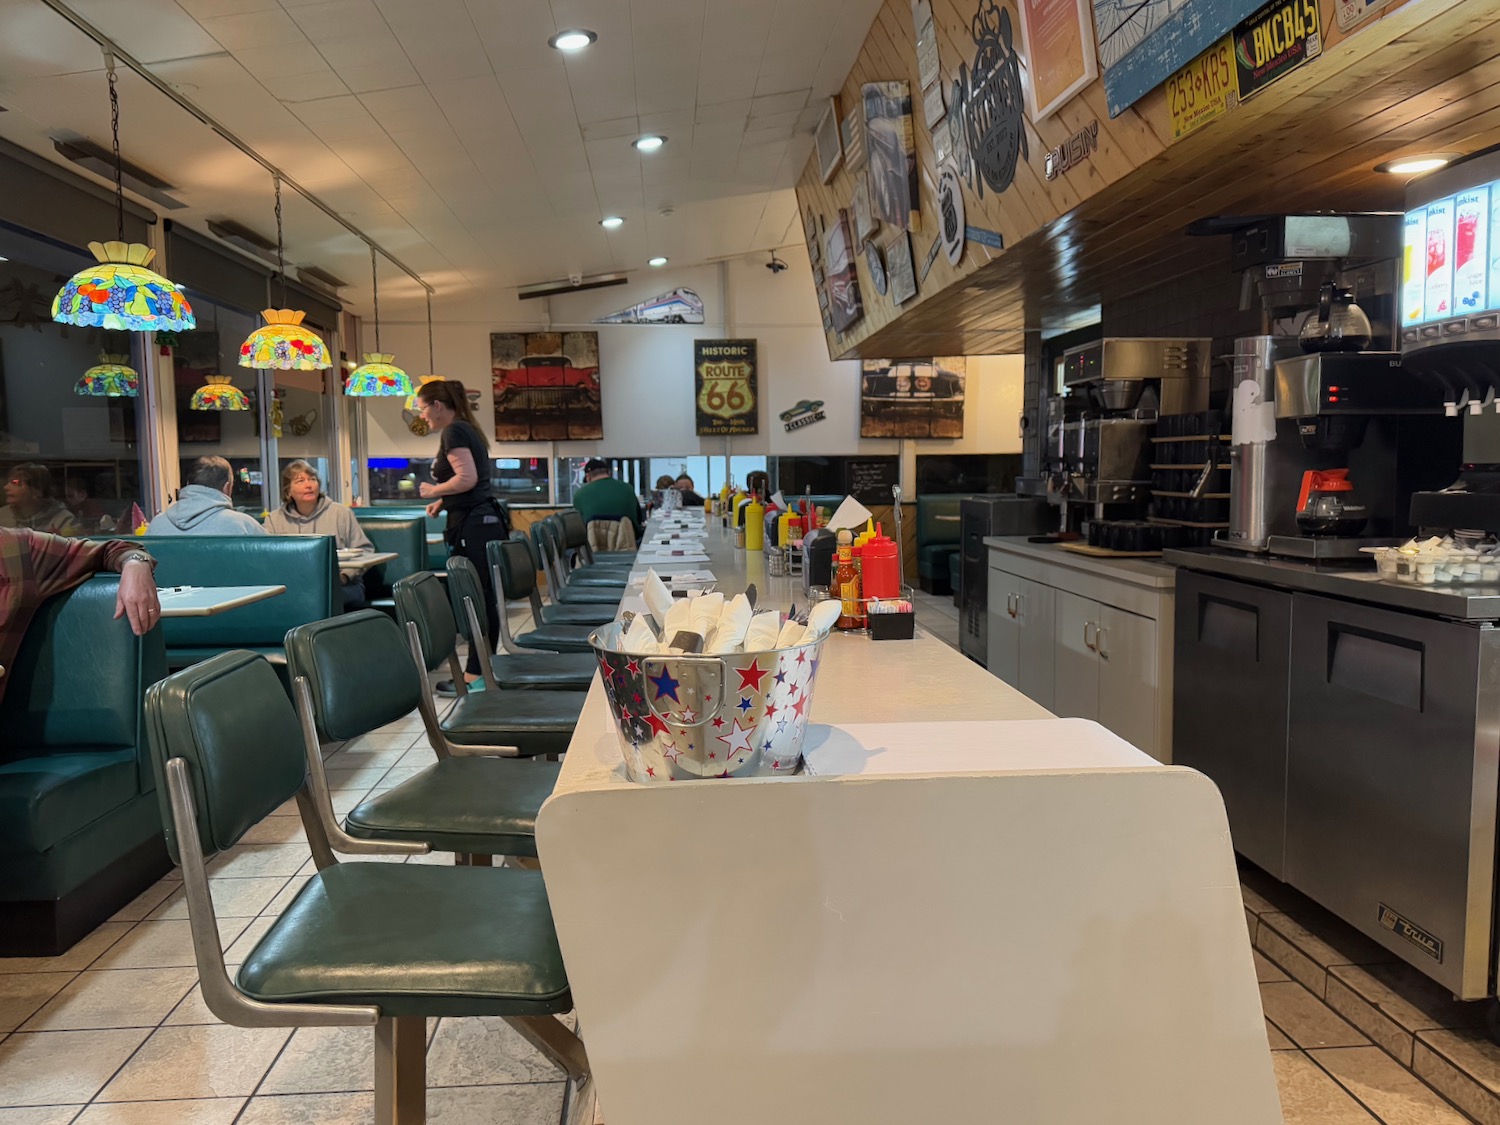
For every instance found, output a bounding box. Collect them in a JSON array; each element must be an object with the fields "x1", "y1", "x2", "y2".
[{"x1": 417, "y1": 380, "x2": 510, "y2": 687}]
